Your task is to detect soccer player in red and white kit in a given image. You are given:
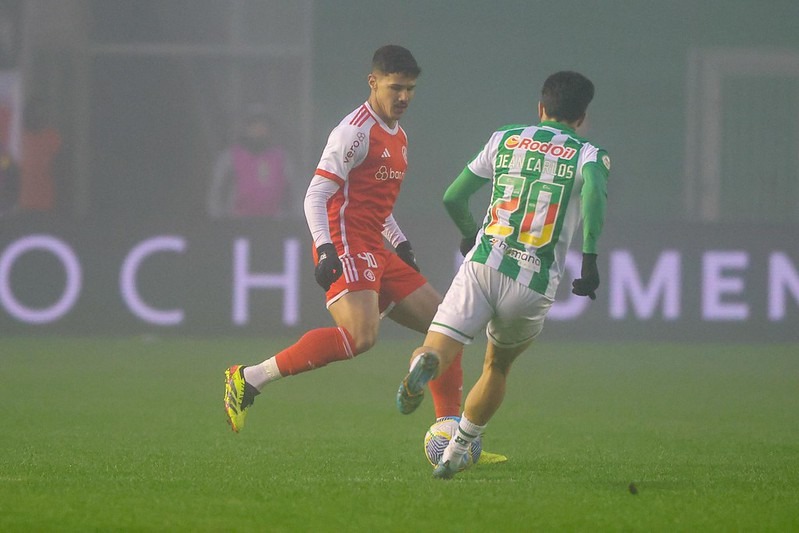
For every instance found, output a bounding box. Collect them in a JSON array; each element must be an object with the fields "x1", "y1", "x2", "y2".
[{"x1": 223, "y1": 45, "x2": 504, "y2": 463}]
